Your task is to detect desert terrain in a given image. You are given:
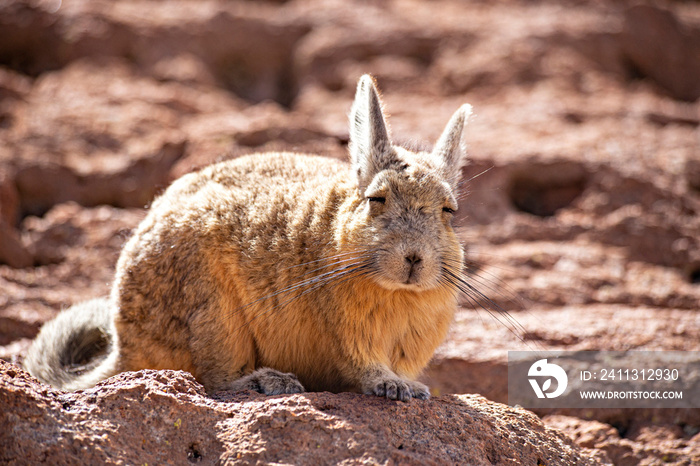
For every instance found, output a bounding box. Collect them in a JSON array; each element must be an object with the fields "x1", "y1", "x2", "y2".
[{"x1": 1, "y1": 0, "x2": 699, "y2": 464}]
